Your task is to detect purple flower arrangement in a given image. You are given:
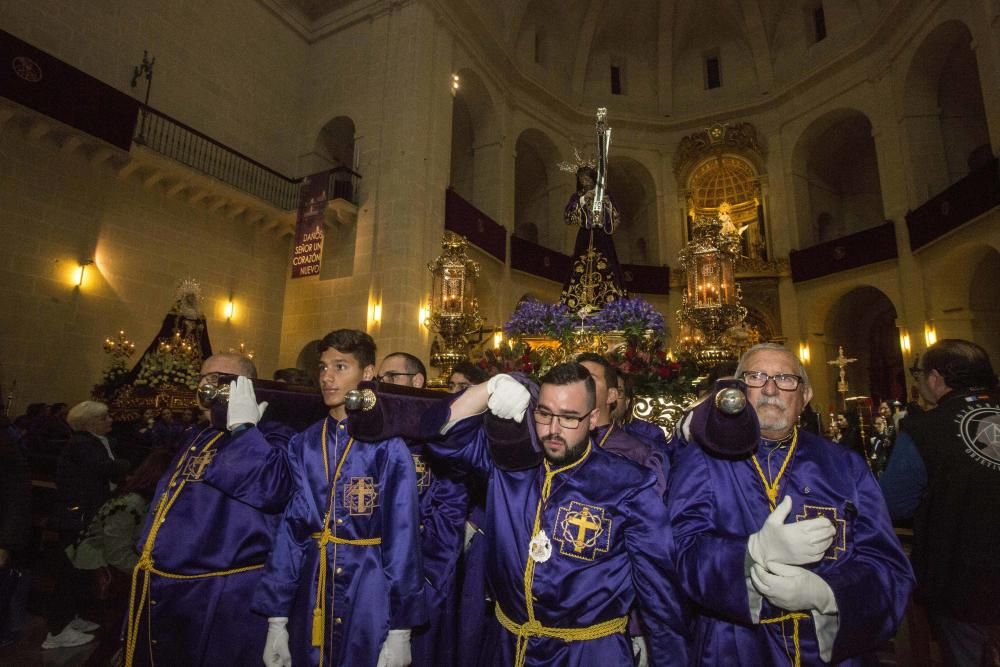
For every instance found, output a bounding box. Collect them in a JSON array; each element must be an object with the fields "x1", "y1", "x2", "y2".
[
  {"x1": 589, "y1": 297, "x2": 668, "y2": 338},
  {"x1": 504, "y1": 299, "x2": 575, "y2": 340}
]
